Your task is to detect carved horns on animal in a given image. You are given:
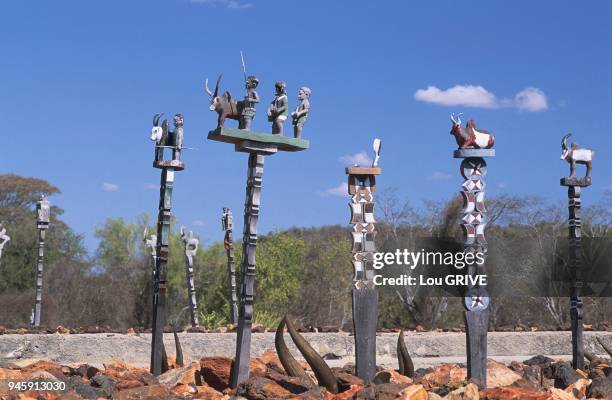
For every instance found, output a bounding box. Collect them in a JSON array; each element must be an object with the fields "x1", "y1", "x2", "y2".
[
  {"x1": 153, "y1": 113, "x2": 164, "y2": 127},
  {"x1": 397, "y1": 329, "x2": 415, "y2": 377},
  {"x1": 561, "y1": 133, "x2": 572, "y2": 150},
  {"x1": 280, "y1": 316, "x2": 339, "y2": 394},
  {"x1": 205, "y1": 74, "x2": 222, "y2": 98},
  {"x1": 450, "y1": 113, "x2": 463, "y2": 125}
]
